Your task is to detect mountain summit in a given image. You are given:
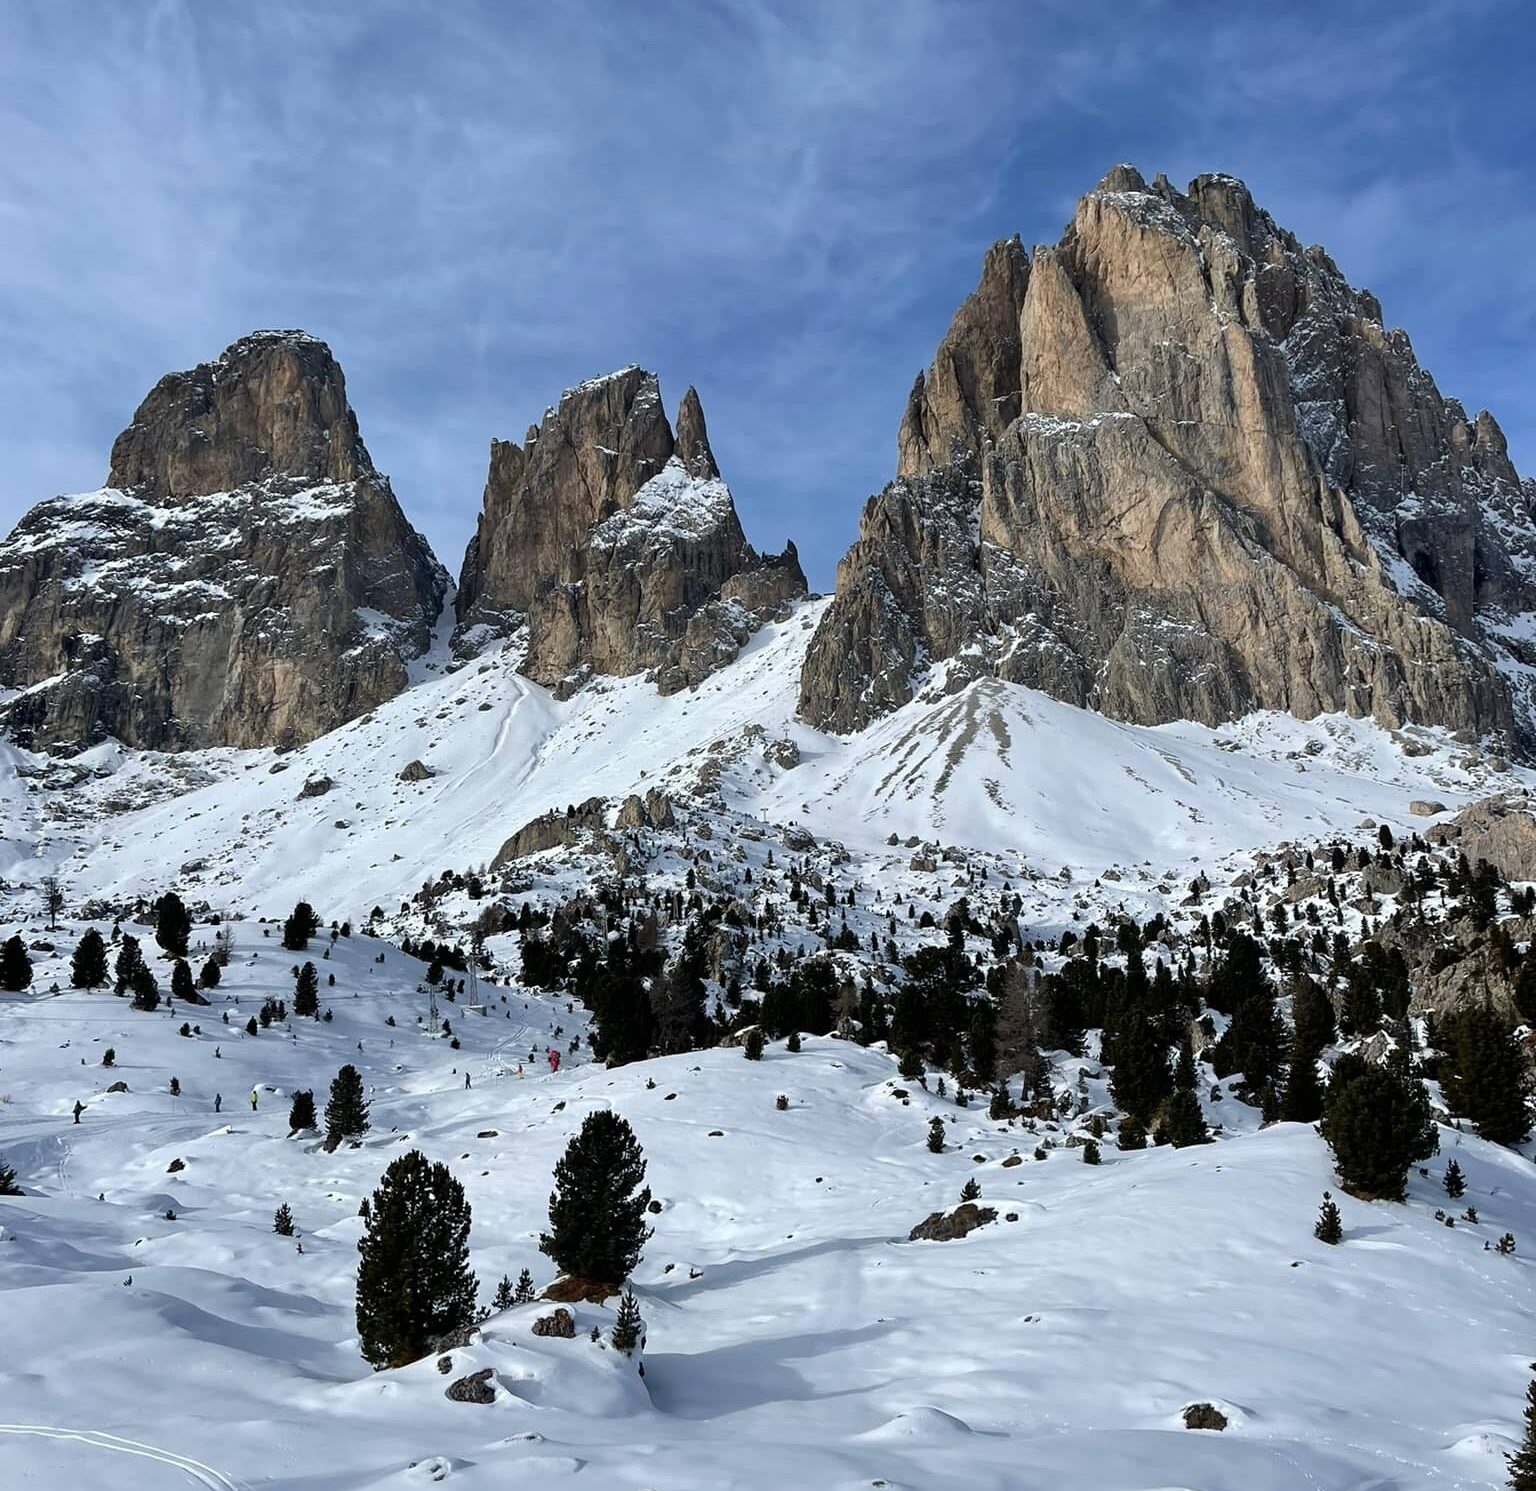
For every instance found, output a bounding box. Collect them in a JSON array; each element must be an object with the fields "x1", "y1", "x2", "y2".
[
  {"x1": 800, "y1": 166, "x2": 1536, "y2": 745},
  {"x1": 0, "y1": 331, "x2": 447, "y2": 751},
  {"x1": 455, "y1": 366, "x2": 805, "y2": 695}
]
